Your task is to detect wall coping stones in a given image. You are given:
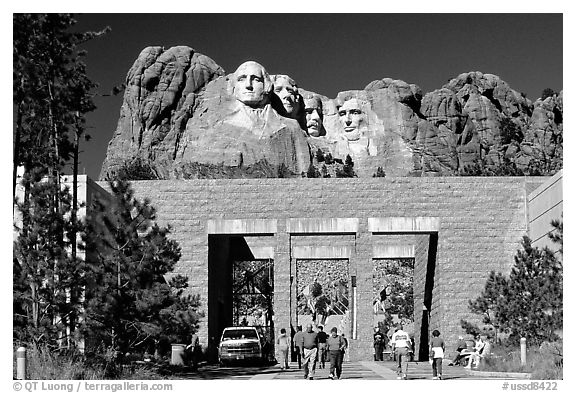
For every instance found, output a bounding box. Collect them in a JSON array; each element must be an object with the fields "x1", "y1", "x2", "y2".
[
  {"x1": 206, "y1": 219, "x2": 277, "y2": 234},
  {"x1": 287, "y1": 218, "x2": 359, "y2": 234},
  {"x1": 292, "y1": 246, "x2": 352, "y2": 259},
  {"x1": 373, "y1": 244, "x2": 415, "y2": 259},
  {"x1": 368, "y1": 217, "x2": 440, "y2": 233}
]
